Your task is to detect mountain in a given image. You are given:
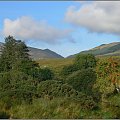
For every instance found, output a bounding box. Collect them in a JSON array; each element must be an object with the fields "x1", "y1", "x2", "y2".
[
  {"x1": 0, "y1": 42, "x2": 64, "y2": 60},
  {"x1": 68, "y1": 42, "x2": 120, "y2": 58},
  {"x1": 28, "y1": 47, "x2": 63, "y2": 60}
]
